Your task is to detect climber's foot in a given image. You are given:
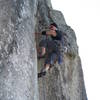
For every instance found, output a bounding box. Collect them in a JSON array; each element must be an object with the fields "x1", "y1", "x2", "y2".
[{"x1": 38, "y1": 71, "x2": 46, "y2": 78}]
